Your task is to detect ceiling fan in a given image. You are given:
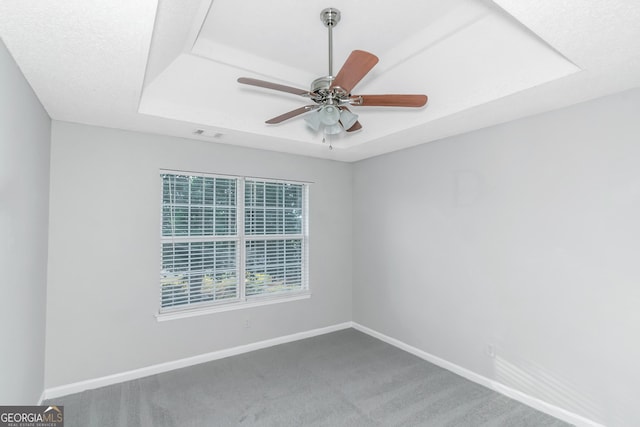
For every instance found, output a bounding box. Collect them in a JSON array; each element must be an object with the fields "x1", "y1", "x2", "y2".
[{"x1": 237, "y1": 8, "x2": 428, "y2": 140}]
